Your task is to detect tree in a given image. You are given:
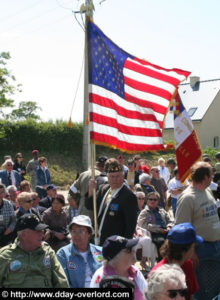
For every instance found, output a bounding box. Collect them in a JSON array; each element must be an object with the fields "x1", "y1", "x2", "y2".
[
  {"x1": 0, "y1": 52, "x2": 22, "y2": 117},
  {"x1": 10, "y1": 101, "x2": 41, "y2": 121}
]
